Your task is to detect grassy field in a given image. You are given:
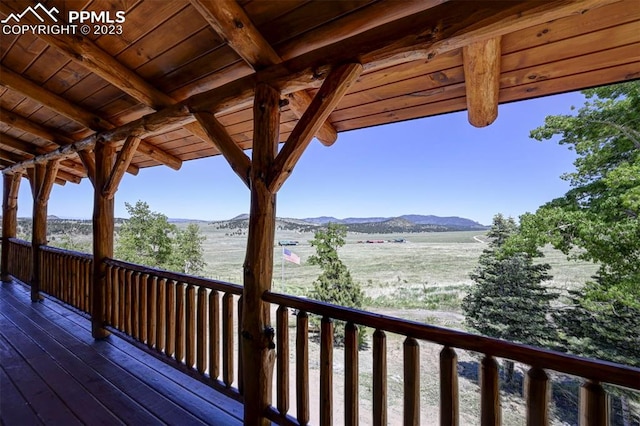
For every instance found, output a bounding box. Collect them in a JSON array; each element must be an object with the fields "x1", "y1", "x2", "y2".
[
  {"x1": 191, "y1": 223, "x2": 607, "y2": 425},
  {"x1": 53, "y1": 221, "x2": 608, "y2": 425},
  {"x1": 191, "y1": 224, "x2": 597, "y2": 316}
]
